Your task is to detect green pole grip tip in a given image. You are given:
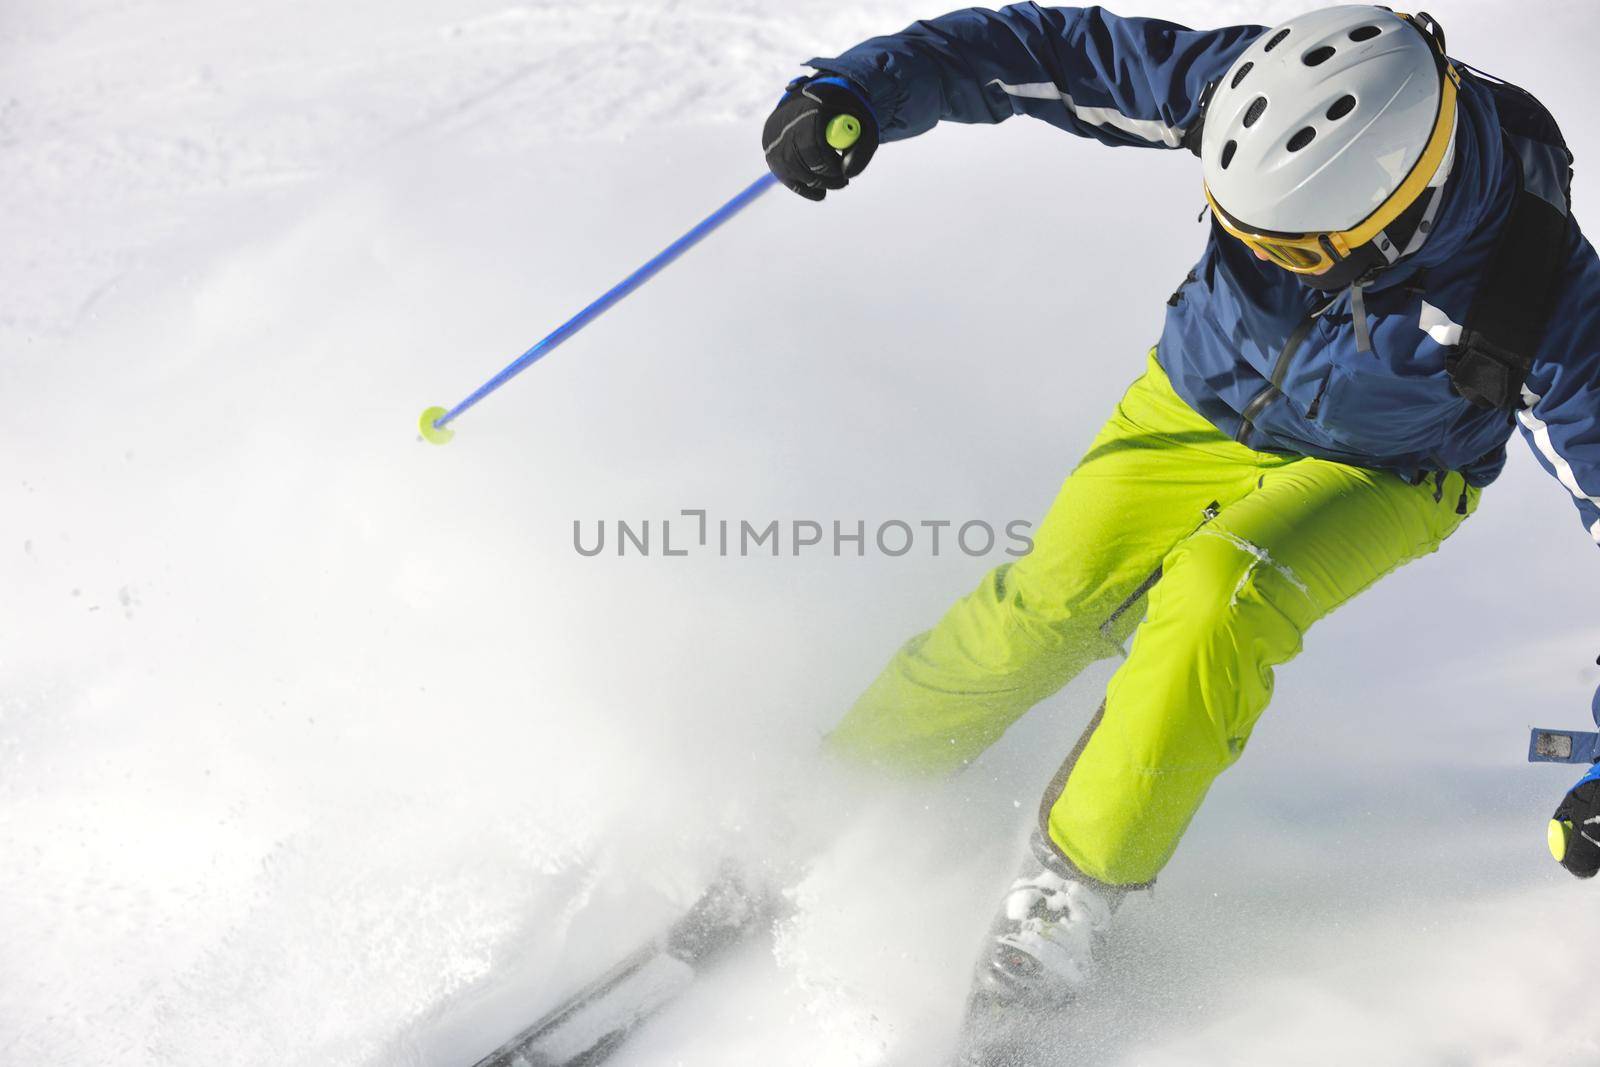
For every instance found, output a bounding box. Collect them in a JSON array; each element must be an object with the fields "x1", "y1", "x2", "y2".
[
  {"x1": 1550, "y1": 818, "x2": 1572, "y2": 862},
  {"x1": 826, "y1": 114, "x2": 862, "y2": 151},
  {"x1": 418, "y1": 406, "x2": 455, "y2": 445}
]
